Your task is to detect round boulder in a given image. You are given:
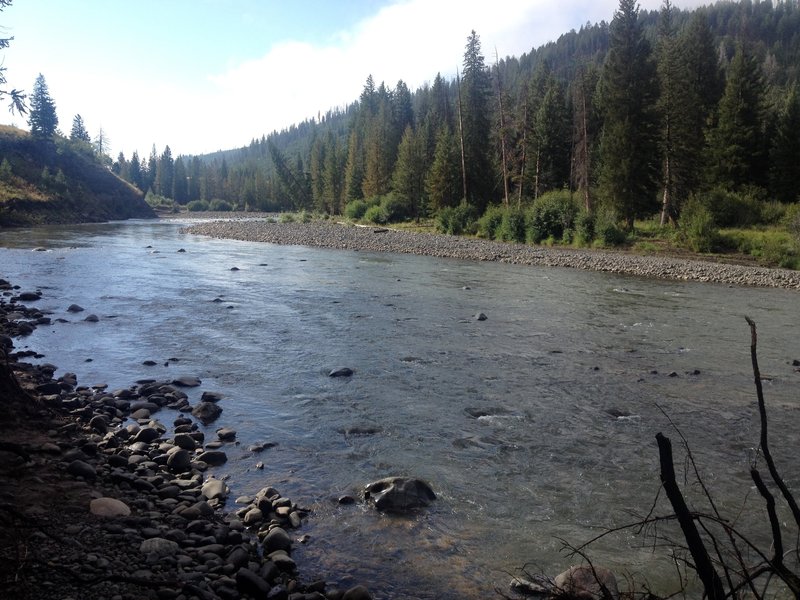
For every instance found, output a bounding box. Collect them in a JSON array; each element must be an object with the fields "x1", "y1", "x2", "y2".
[
  {"x1": 90, "y1": 497, "x2": 131, "y2": 518},
  {"x1": 554, "y1": 565, "x2": 619, "y2": 600},
  {"x1": 364, "y1": 476, "x2": 436, "y2": 512}
]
